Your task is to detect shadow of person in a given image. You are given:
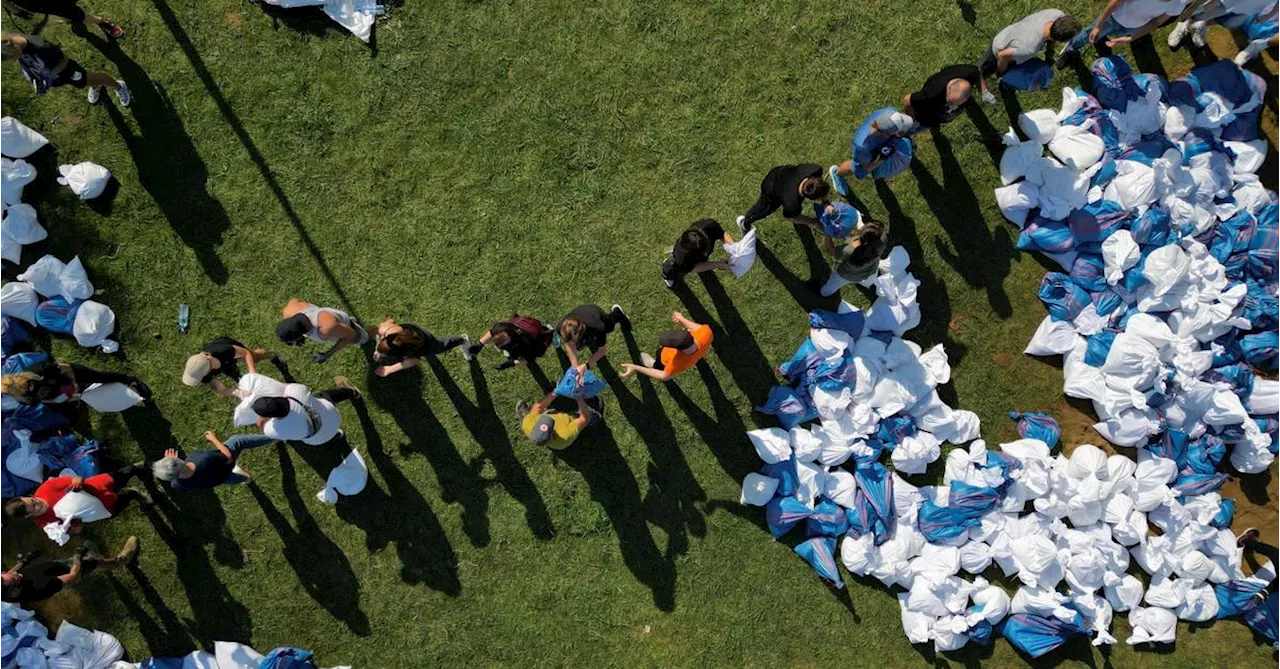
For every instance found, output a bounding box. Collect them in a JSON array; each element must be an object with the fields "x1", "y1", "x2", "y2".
[
  {"x1": 102, "y1": 570, "x2": 199, "y2": 657},
  {"x1": 556, "y1": 422, "x2": 677, "y2": 611},
  {"x1": 874, "y1": 180, "x2": 969, "y2": 363},
  {"x1": 1128, "y1": 34, "x2": 1169, "y2": 79},
  {"x1": 1000, "y1": 84, "x2": 1026, "y2": 132},
  {"x1": 73, "y1": 26, "x2": 230, "y2": 285},
  {"x1": 753, "y1": 235, "x2": 838, "y2": 313},
  {"x1": 365, "y1": 365, "x2": 490, "y2": 547},
  {"x1": 337, "y1": 400, "x2": 462, "y2": 595},
  {"x1": 247, "y1": 444, "x2": 371, "y2": 635},
  {"x1": 964, "y1": 103, "x2": 1007, "y2": 169},
  {"x1": 677, "y1": 274, "x2": 781, "y2": 405},
  {"x1": 911, "y1": 130, "x2": 1015, "y2": 319},
  {"x1": 426, "y1": 357, "x2": 554, "y2": 539},
  {"x1": 666, "y1": 361, "x2": 758, "y2": 481},
  {"x1": 594, "y1": 329, "x2": 707, "y2": 559}
]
